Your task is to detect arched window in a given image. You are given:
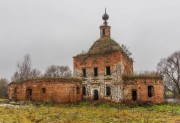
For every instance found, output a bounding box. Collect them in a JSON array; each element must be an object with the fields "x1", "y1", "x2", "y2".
[
  {"x1": 106, "y1": 86, "x2": 111, "y2": 96},
  {"x1": 148, "y1": 86, "x2": 154, "y2": 97},
  {"x1": 82, "y1": 87, "x2": 86, "y2": 96},
  {"x1": 132, "y1": 90, "x2": 137, "y2": 101}
]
